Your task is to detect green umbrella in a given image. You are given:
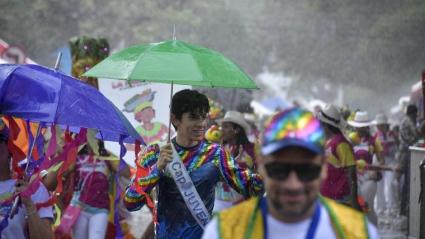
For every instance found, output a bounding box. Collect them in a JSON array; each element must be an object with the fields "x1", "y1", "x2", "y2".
[
  {"x1": 83, "y1": 39, "x2": 258, "y2": 89},
  {"x1": 84, "y1": 39, "x2": 258, "y2": 142}
]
